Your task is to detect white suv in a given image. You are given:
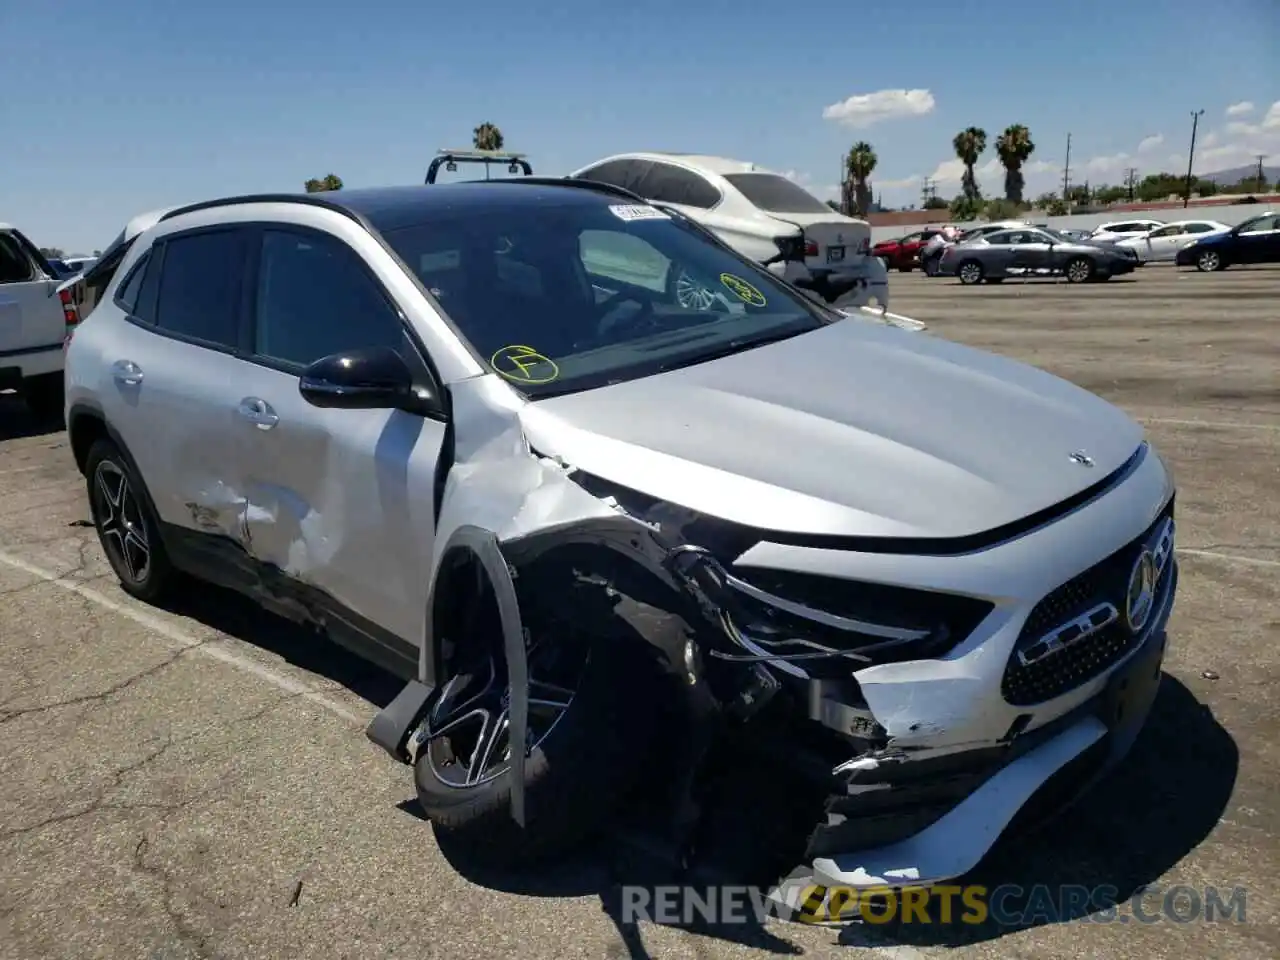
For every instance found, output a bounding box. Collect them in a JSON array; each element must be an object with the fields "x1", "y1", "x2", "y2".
[
  {"x1": 571, "y1": 153, "x2": 890, "y2": 309},
  {"x1": 65, "y1": 182, "x2": 1178, "y2": 889},
  {"x1": 0, "y1": 222, "x2": 80, "y2": 418}
]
